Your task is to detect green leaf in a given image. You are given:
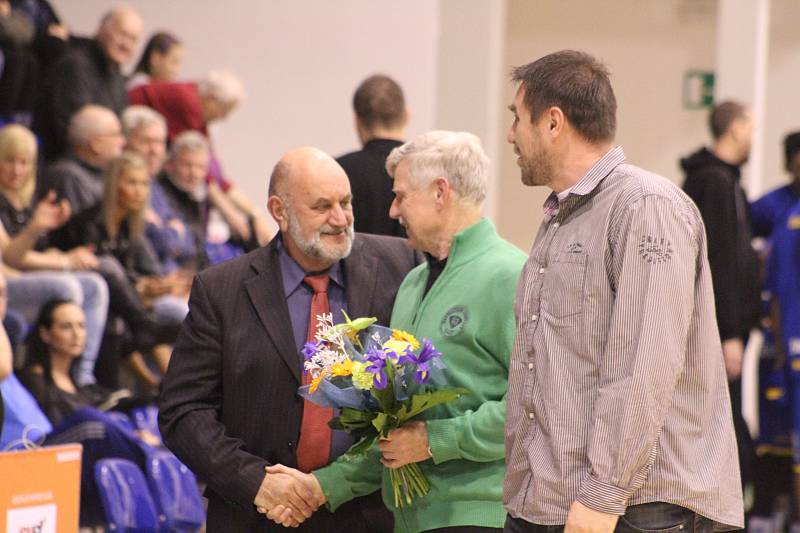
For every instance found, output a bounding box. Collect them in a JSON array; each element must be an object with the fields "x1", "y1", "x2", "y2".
[
  {"x1": 397, "y1": 388, "x2": 470, "y2": 424},
  {"x1": 336, "y1": 408, "x2": 377, "y2": 429},
  {"x1": 345, "y1": 434, "x2": 378, "y2": 455},
  {"x1": 336, "y1": 312, "x2": 377, "y2": 334},
  {"x1": 371, "y1": 411, "x2": 401, "y2": 435}
]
